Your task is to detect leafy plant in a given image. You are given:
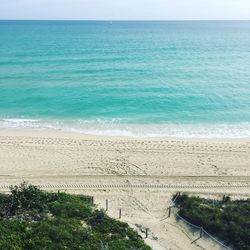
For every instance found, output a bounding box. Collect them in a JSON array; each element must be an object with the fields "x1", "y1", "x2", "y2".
[
  {"x1": 0, "y1": 183, "x2": 151, "y2": 250},
  {"x1": 175, "y1": 194, "x2": 250, "y2": 250}
]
